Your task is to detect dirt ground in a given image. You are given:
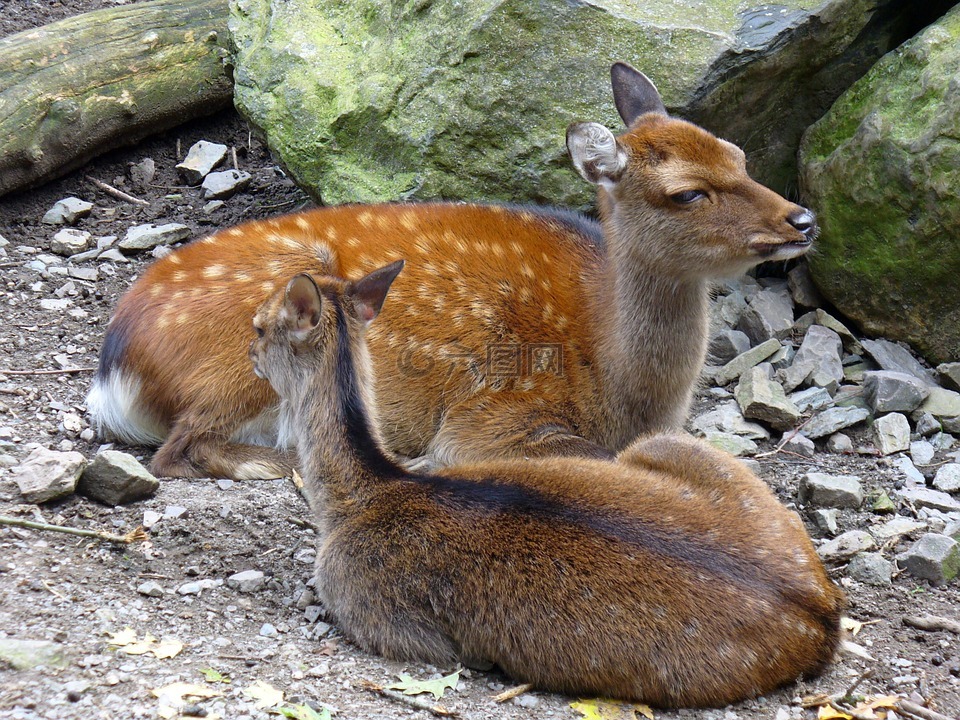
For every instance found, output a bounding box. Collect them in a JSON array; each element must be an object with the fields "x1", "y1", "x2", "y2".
[{"x1": 1, "y1": 4, "x2": 959, "y2": 720}]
